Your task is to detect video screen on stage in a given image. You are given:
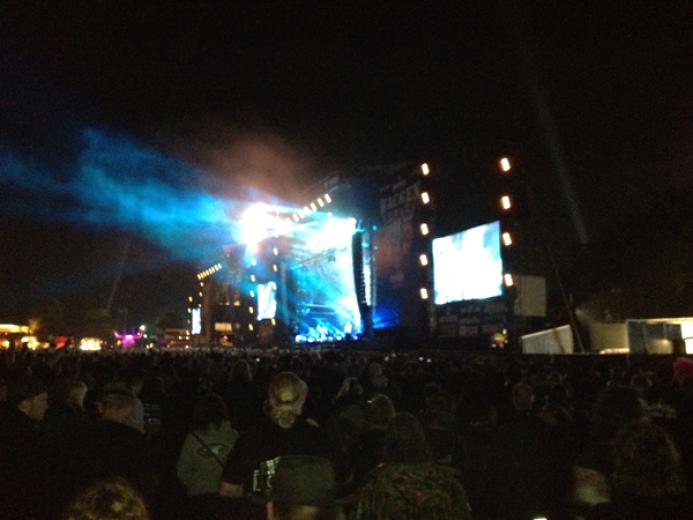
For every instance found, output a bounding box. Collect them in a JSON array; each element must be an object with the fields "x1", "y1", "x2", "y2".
[
  {"x1": 290, "y1": 217, "x2": 361, "y2": 343},
  {"x1": 257, "y1": 281, "x2": 278, "y2": 320},
  {"x1": 191, "y1": 308, "x2": 202, "y2": 335},
  {"x1": 432, "y1": 220, "x2": 503, "y2": 304}
]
